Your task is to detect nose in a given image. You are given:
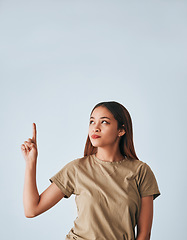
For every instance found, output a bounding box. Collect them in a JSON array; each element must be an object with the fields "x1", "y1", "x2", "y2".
[
  {"x1": 94, "y1": 128, "x2": 99, "y2": 132},
  {"x1": 93, "y1": 123, "x2": 100, "y2": 132}
]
